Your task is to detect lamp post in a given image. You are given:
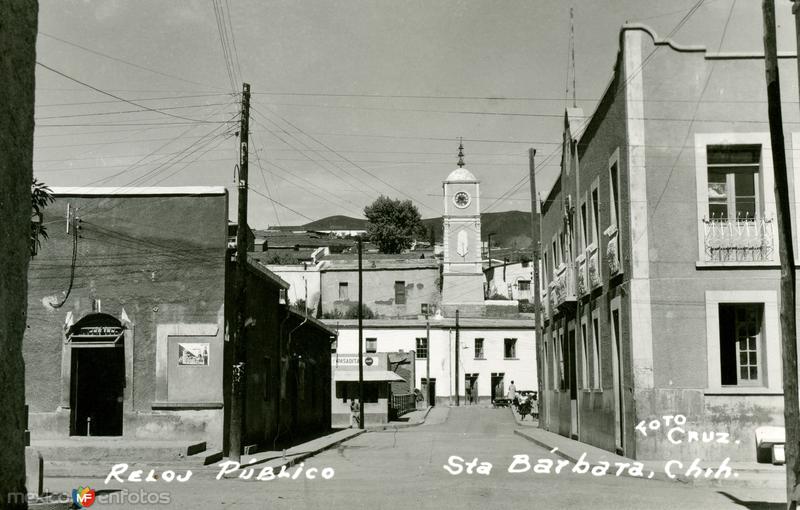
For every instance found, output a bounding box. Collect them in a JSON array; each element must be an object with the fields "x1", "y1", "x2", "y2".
[{"x1": 487, "y1": 232, "x2": 496, "y2": 269}]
